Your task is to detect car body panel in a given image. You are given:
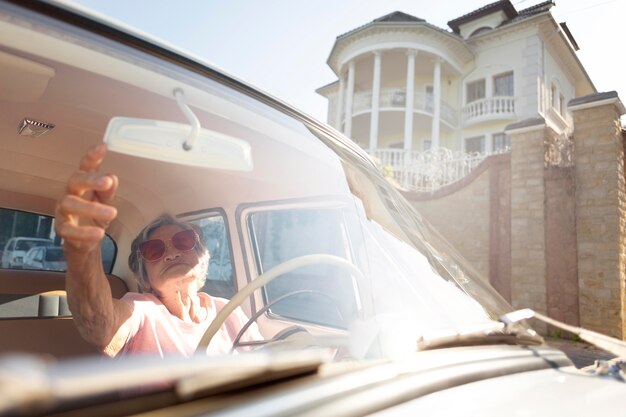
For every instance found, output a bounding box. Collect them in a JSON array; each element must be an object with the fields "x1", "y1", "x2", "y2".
[{"x1": 373, "y1": 366, "x2": 626, "y2": 416}]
